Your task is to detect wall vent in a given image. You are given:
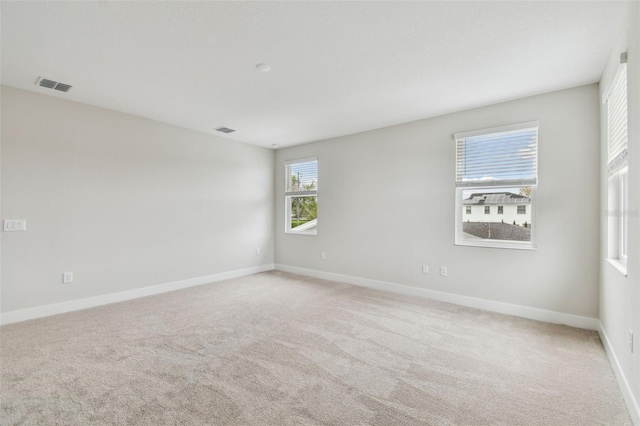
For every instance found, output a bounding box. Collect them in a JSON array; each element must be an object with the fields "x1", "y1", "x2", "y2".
[
  {"x1": 35, "y1": 77, "x2": 73, "y2": 93},
  {"x1": 215, "y1": 126, "x2": 236, "y2": 134}
]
